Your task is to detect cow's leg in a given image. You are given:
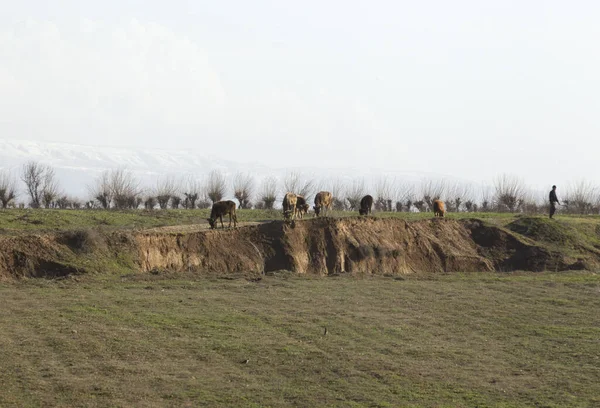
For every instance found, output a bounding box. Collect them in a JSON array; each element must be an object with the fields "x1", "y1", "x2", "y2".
[
  {"x1": 233, "y1": 212, "x2": 238, "y2": 228},
  {"x1": 228, "y1": 213, "x2": 232, "y2": 228},
  {"x1": 220, "y1": 215, "x2": 224, "y2": 228}
]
